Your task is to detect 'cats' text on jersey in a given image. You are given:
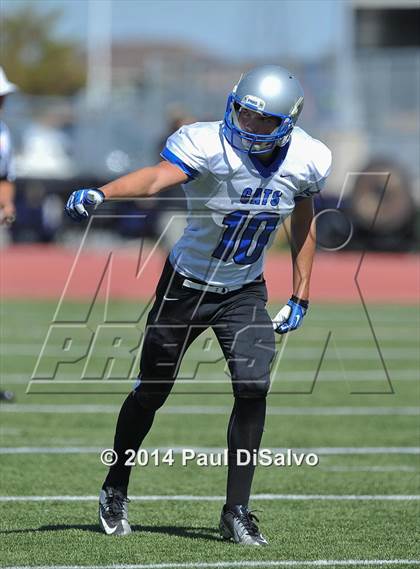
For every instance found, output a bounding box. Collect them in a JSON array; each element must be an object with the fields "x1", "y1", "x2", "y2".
[{"x1": 240, "y1": 187, "x2": 282, "y2": 207}]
